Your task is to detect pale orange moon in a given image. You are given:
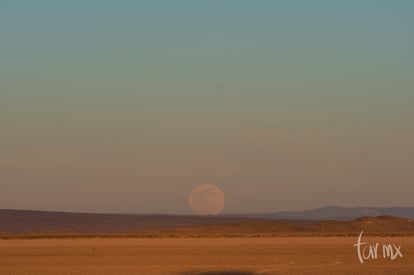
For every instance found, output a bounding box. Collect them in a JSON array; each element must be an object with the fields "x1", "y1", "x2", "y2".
[{"x1": 188, "y1": 184, "x2": 226, "y2": 215}]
